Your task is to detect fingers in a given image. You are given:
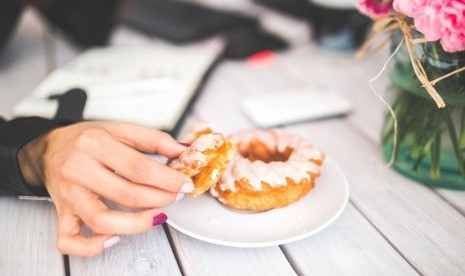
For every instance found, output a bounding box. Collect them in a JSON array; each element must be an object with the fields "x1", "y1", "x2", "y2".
[
  {"x1": 76, "y1": 195, "x2": 167, "y2": 235},
  {"x1": 92, "y1": 132, "x2": 192, "y2": 193},
  {"x1": 104, "y1": 122, "x2": 187, "y2": 158},
  {"x1": 56, "y1": 210, "x2": 119, "y2": 257},
  {"x1": 75, "y1": 159, "x2": 180, "y2": 208}
]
